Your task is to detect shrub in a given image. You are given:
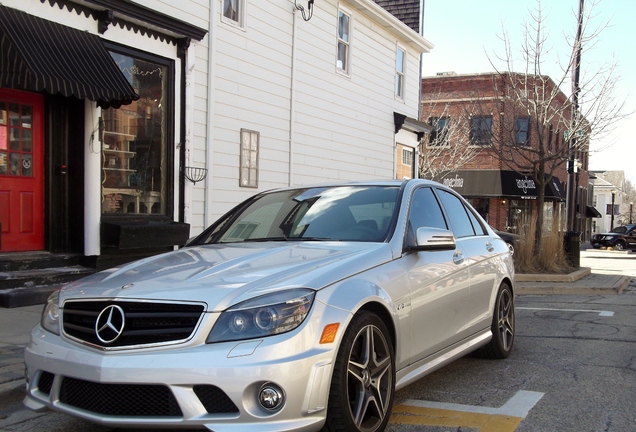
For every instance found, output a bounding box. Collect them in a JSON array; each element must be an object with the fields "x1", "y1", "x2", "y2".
[{"x1": 513, "y1": 216, "x2": 573, "y2": 274}]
